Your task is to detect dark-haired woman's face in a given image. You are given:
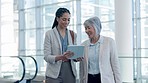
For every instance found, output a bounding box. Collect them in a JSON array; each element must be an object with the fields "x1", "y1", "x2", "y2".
[{"x1": 57, "y1": 13, "x2": 70, "y2": 29}]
